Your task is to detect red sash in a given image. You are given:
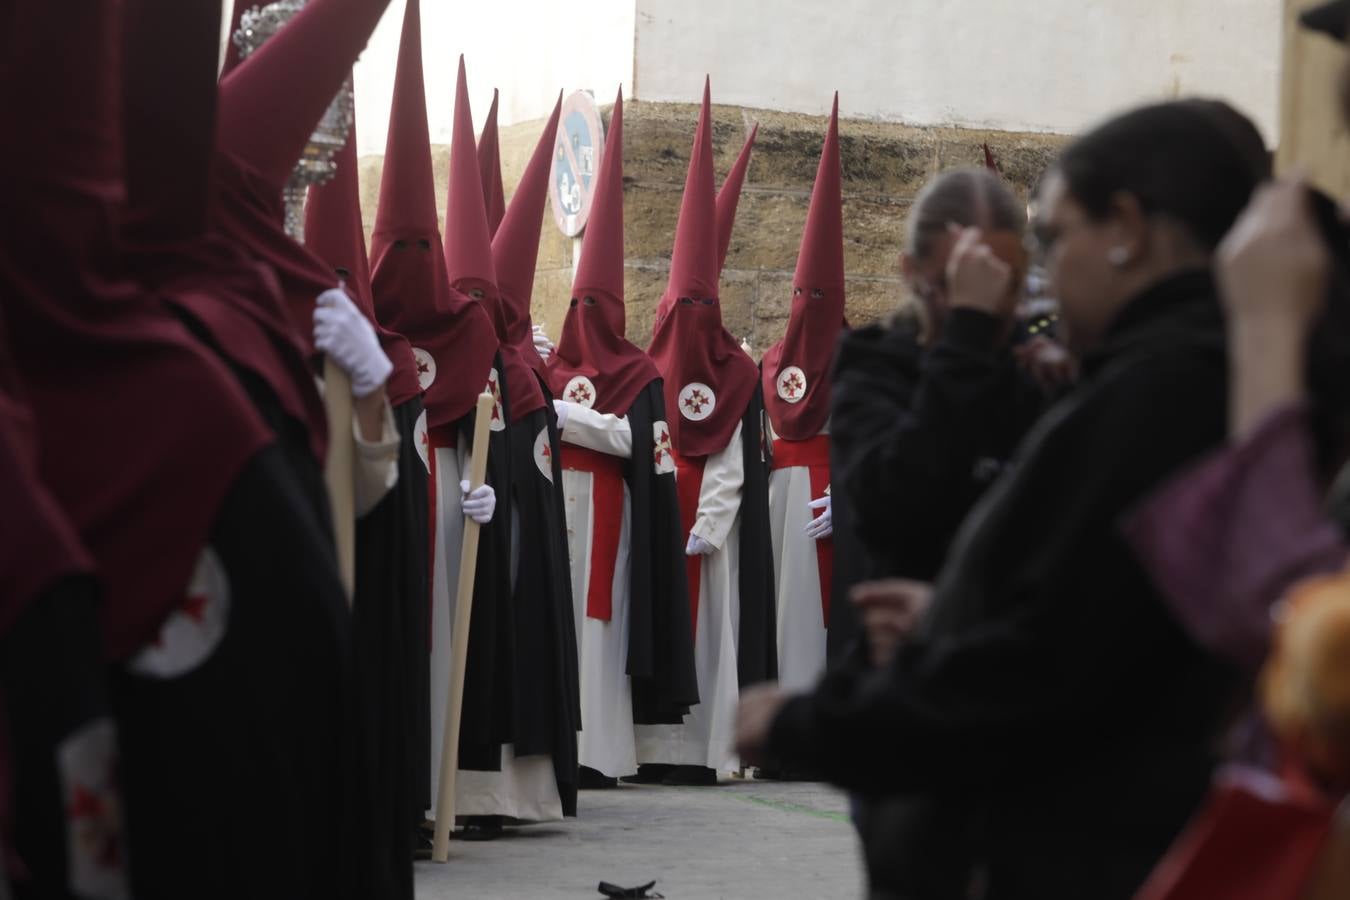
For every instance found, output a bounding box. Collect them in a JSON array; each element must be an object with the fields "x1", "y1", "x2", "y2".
[
  {"x1": 771, "y1": 435, "x2": 833, "y2": 627},
  {"x1": 560, "y1": 445, "x2": 625, "y2": 622},
  {"x1": 425, "y1": 423, "x2": 458, "y2": 650},
  {"x1": 672, "y1": 451, "x2": 707, "y2": 639}
]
